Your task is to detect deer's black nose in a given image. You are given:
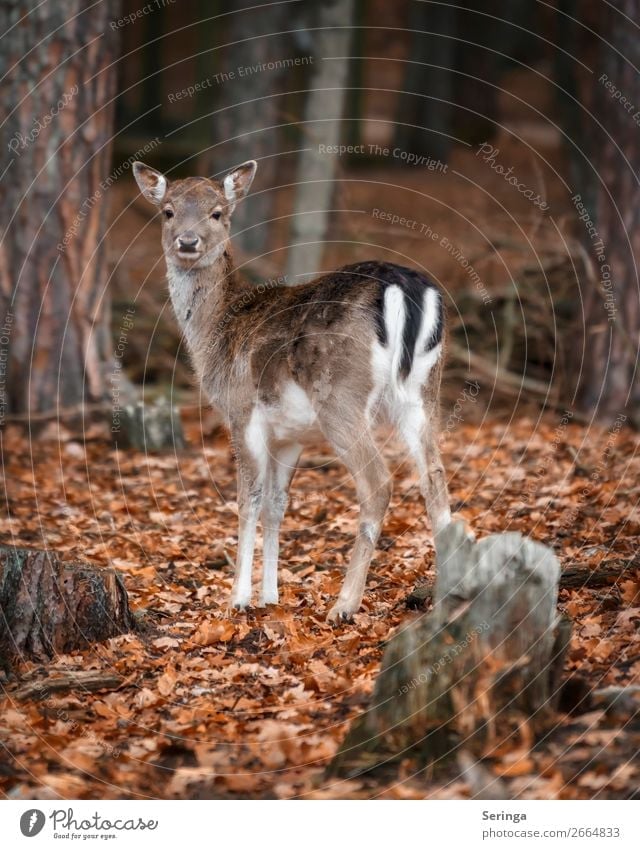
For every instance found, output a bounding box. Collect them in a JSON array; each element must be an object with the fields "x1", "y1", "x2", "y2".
[{"x1": 178, "y1": 232, "x2": 200, "y2": 251}]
